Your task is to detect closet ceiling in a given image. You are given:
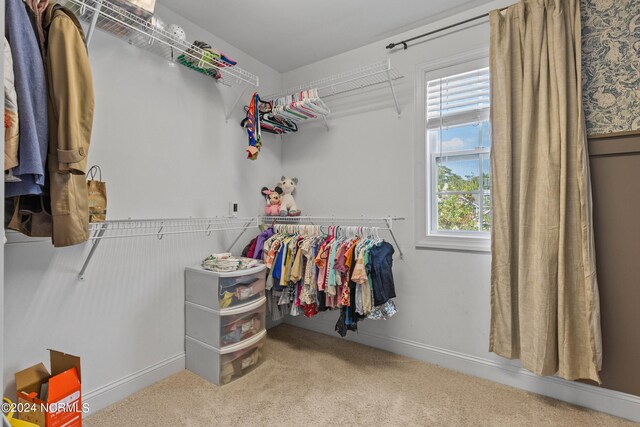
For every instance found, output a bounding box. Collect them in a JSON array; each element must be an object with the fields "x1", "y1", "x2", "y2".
[{"x1": 158, "y1": 0, "x2": 494, "y2": 72}]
